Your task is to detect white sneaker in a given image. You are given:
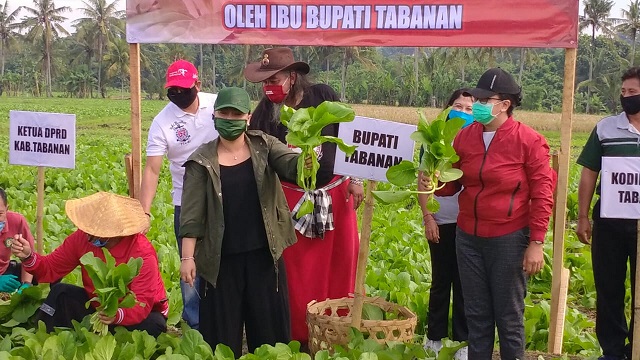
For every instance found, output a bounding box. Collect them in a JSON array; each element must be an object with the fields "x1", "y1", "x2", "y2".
[
  {"x1": 424, "y1": 339, "x2": 443, "y2": 356},
  {"x1": 454, "y1": 346, "x2": 468, "y2": 360}
]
